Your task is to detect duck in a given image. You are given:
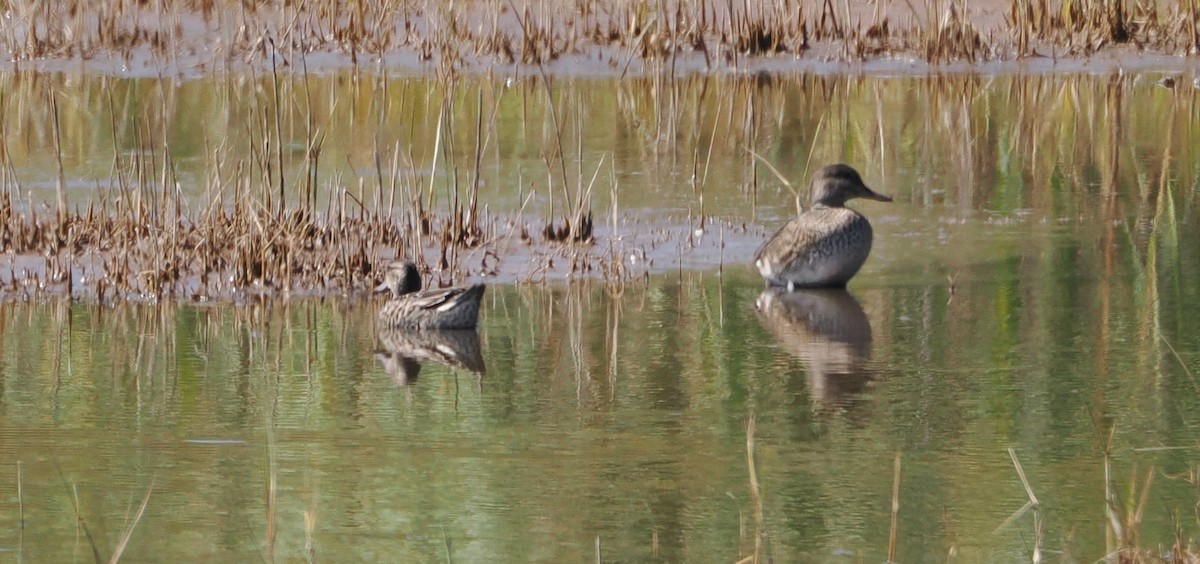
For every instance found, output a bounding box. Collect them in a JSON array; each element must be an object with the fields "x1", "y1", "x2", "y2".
[
  {"x1": 374, "y1": 260, "x2": 485, "y2": 330},
  {"x1": 754, "y1": 164, "x2": 892, "y2": 289}
]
